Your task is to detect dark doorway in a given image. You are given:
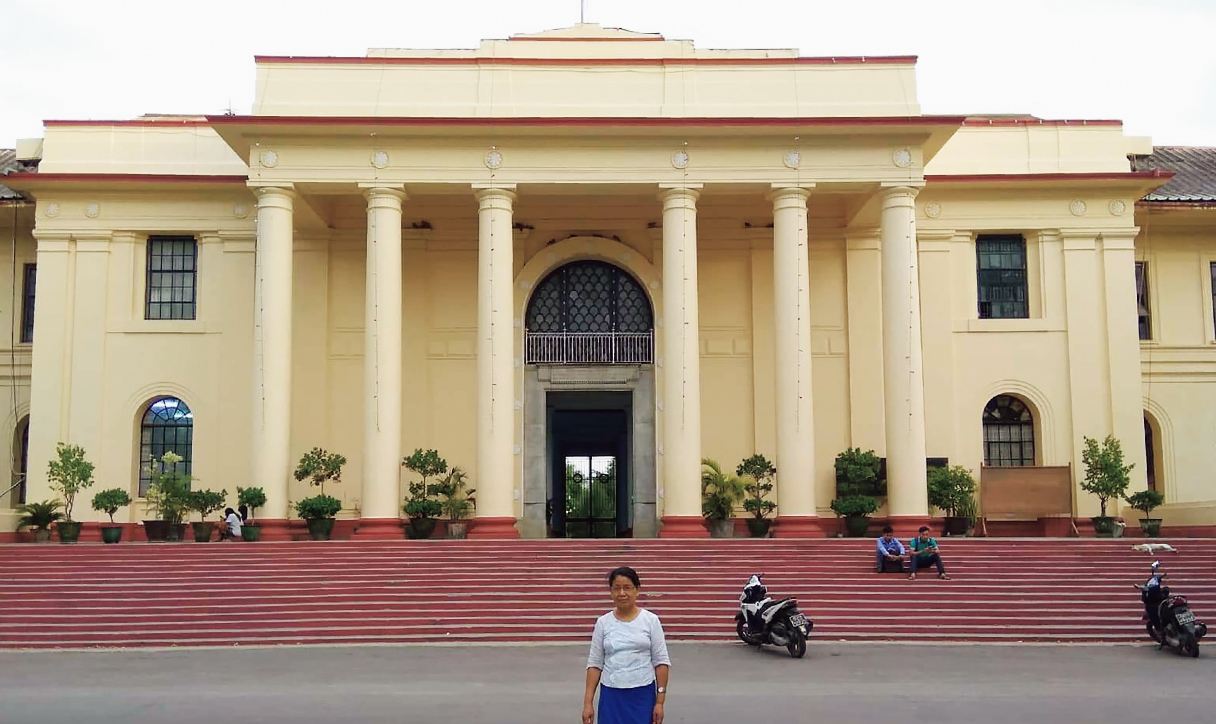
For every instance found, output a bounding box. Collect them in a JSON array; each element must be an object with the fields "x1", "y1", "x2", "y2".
[{"x1": 547, "y1": 392, "x2": 631, "y2": 538}]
